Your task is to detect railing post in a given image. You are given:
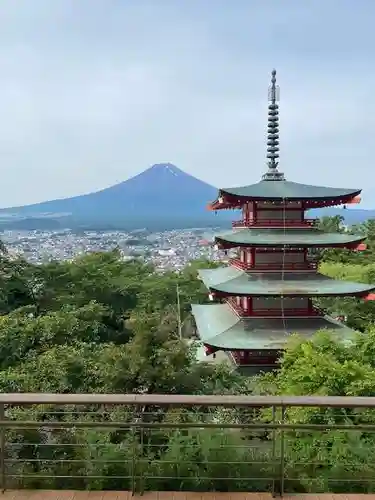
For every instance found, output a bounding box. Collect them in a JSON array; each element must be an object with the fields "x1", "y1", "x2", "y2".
[
  {"x1": 271, "y1": 405, "x2": 277, "y2": 497},
  {"x1": 0, "y1": 404, "x2": 5, "y2": 492},
  {"x1": 131, "y1": 404, "x2": 145, "y2": 496},
  {"x1": 139, "y1": 406, "x2": 145, "y2": 496},
  {"x1": 279, "y1": 406, "x2": 286, "y2": 497},
  {"x1": 131, "y1": 406, "x2": 137, "y2": 496}
]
